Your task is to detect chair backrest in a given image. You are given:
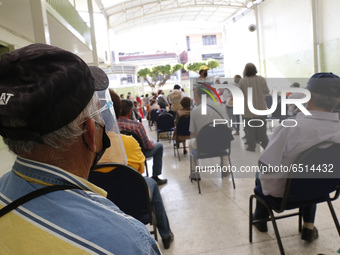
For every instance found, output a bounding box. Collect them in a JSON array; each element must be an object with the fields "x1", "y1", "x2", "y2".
[
  {"x1": 196, "y1": 123, "x2": 232, "y2": 159},
  {"x1": 156, "y1": 113, "x2": 175, "y2": 130},
  {"x1": 176, "y1": 115, "x2": 190, "y2": 136},
  {"x1": 88, "y1": 163, "x2": 152, "y2": 224},
  {"x1": 150, "y1": 109, "x2": 160, "y2": 121},
  {"x1": 280, "y1": 142, "x2": 340, "y2": 210}
]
